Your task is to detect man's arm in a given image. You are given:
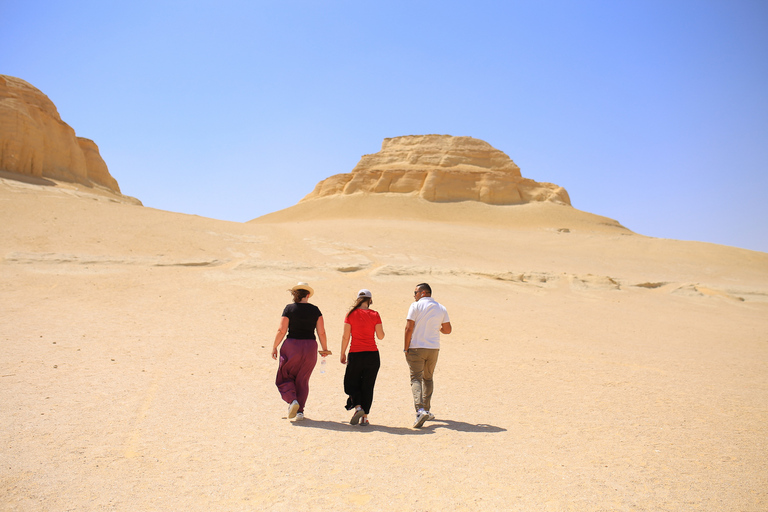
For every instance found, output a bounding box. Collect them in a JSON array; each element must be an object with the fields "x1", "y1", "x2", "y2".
[
  {"x1": 404, "y1": 319, "x2": 415, "y2": 351},
  {"x1": 440, "y1": 322, "x2": 452, "y2": 335}
]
